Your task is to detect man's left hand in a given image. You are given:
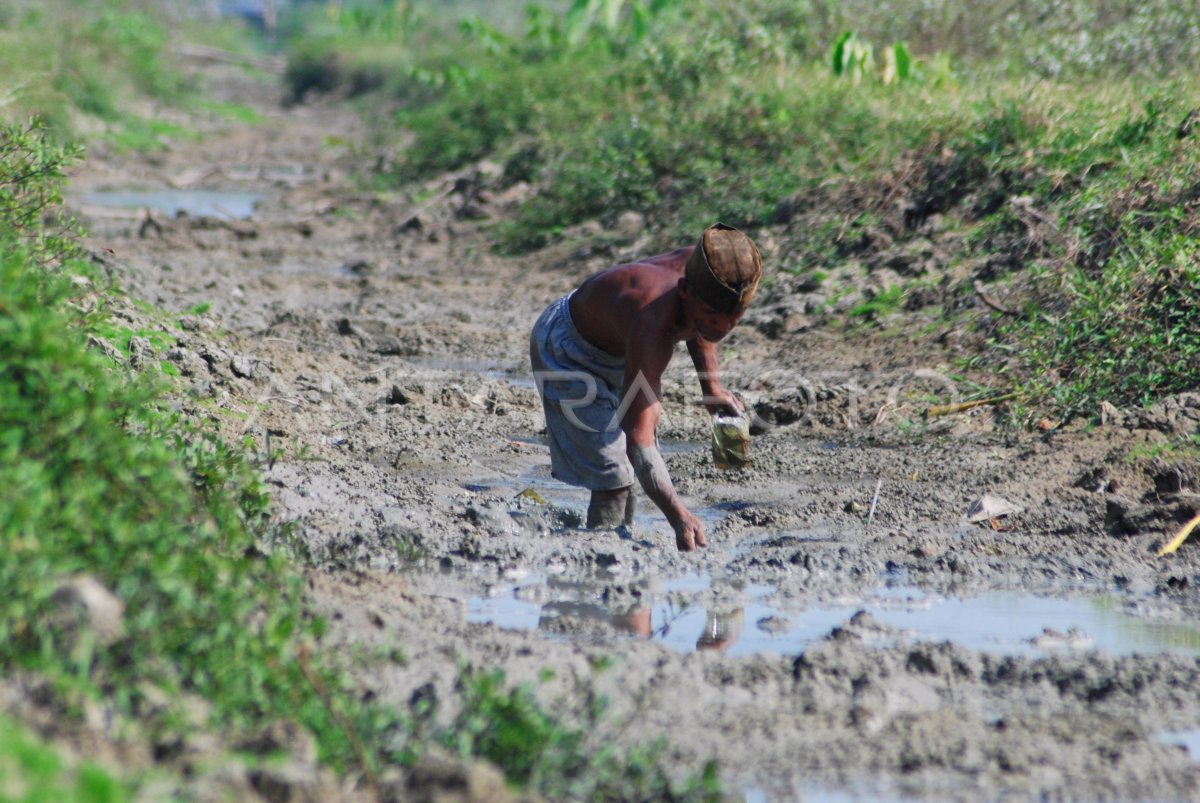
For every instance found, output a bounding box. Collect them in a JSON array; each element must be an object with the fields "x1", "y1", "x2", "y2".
[{"x1": 704, "y1": 387, "x2": 744, "y2": 417}]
